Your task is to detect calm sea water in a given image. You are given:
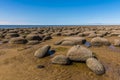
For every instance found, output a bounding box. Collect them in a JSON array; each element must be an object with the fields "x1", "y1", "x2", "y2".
[
  {"x1": 0, "y1": 25, "x2": 80, "y2": 29},
  {"x1": 0, "y1": 25, "x2": 114, "y2": 29},
  {"x1": 0, "y1": 25, "x2": 48, "y2": 29}
]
